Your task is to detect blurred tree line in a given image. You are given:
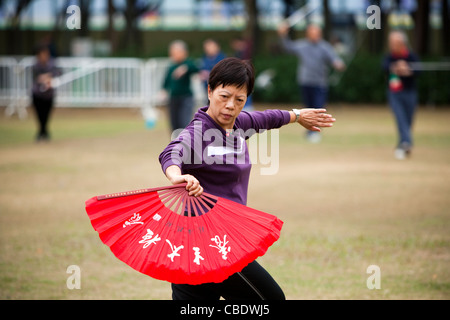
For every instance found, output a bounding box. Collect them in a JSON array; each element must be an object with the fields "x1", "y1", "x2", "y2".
[
  {"x1": 2, "y1": 0, "x2": 449, "y2": 104},
  {"x1": 3, "y1": 0, "x2": 449, "y2": 57},
  {"x1": 4, "y1": 0, "x2": 163, "y2": 55}
]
